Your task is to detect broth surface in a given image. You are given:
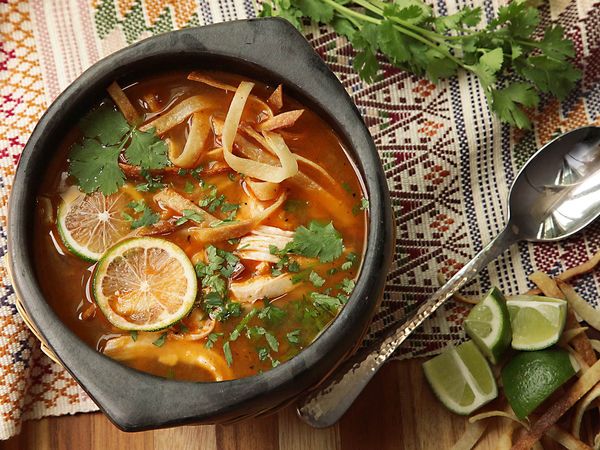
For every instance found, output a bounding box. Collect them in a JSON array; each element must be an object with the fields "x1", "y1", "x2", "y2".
[{"x1": 33, "y1": 71, "x2": 367, "y2": 382}]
